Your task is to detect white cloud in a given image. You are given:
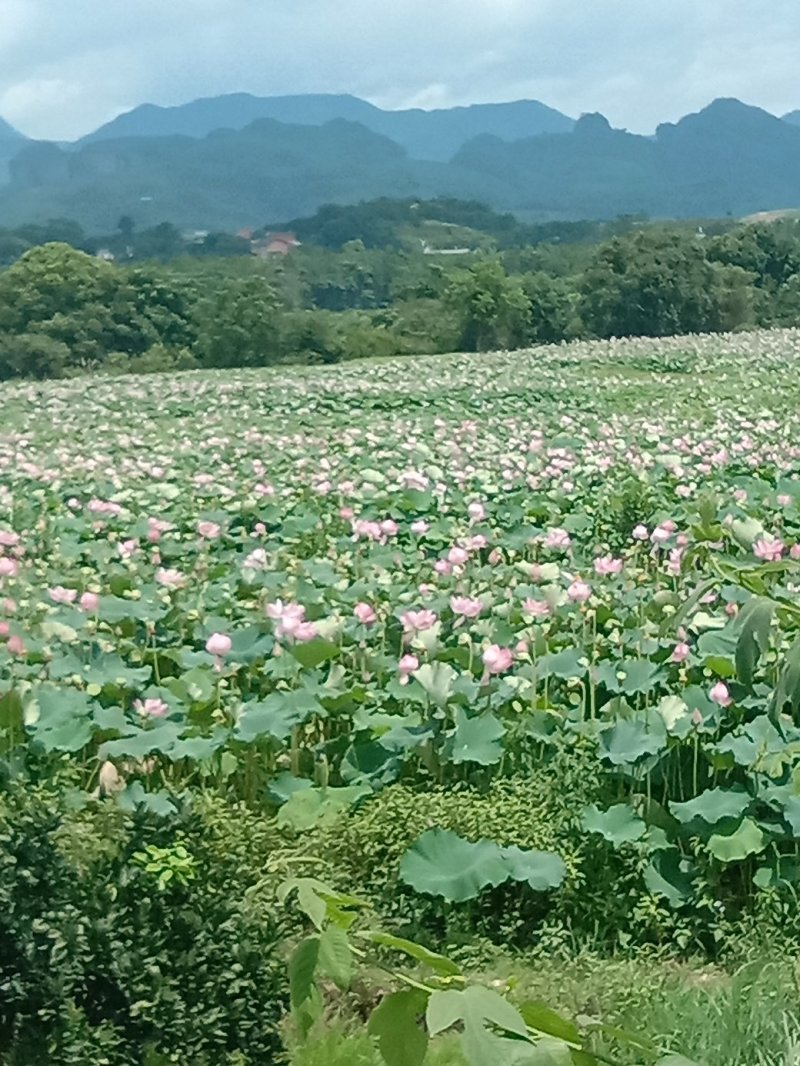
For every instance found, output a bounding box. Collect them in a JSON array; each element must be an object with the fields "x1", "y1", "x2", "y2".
[{"x1": 0, "y1": 0, "x2": 798, "y2": 139}]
